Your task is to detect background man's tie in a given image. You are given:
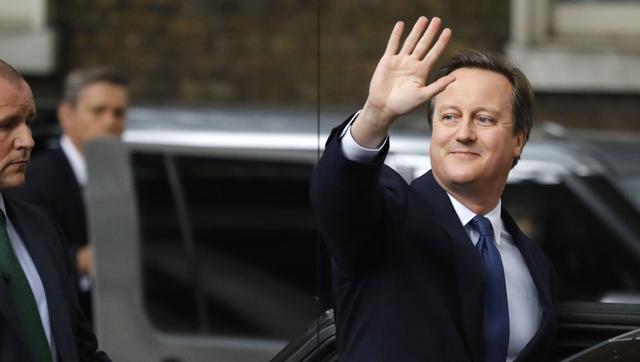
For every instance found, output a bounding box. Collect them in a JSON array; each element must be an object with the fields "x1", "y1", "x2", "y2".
[
  {"x1": 471, "y1": 215, "x2": 509, "y2": 362},
  {"x1": 0, "y1": 212, "x2": 53, "y2": 362}
]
